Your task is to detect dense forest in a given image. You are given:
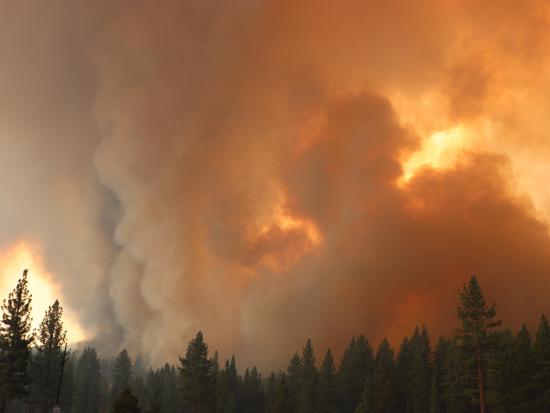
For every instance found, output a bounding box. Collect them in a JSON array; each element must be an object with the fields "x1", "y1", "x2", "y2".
[{"x1": 0, "y1": 270, "x2": 548, "y2": 413}]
